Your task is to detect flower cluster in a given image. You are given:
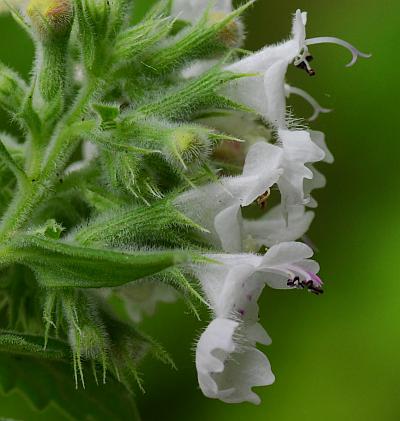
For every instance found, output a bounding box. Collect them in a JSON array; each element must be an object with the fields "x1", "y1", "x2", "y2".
[
  {"x1": 0, "y1": 0, "x2": 369, "y2": 412},
  {"x1": 172, "y1": 1, "x2": 368, "y2": 404}
]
